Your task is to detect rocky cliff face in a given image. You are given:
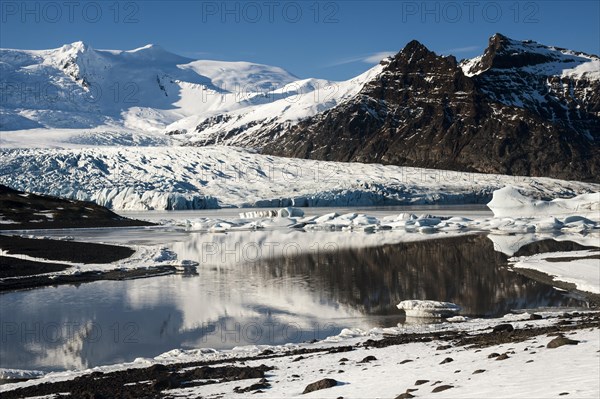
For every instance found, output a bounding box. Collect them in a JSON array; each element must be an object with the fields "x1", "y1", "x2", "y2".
[{"x1": 255, "y1": 34, "x2": 599, "y2": 181}]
